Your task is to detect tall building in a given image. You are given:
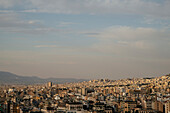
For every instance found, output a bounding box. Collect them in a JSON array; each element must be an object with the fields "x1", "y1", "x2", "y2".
[
  {"x1": 164, "y1": 101, "x2": 170, "y2": 113},
  {"x1": 82, "y1": 88, "x2": 87, "y2": 96},
  {"x1": 47, "y1": 82, "x2": 52, "y2": 88}
]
